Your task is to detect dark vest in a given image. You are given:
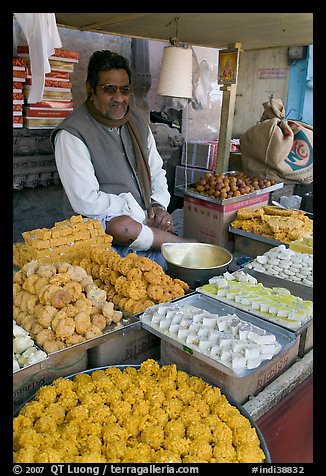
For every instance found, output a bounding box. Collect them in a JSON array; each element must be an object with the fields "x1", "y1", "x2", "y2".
[{"x1": 50, "y1": 103, "x2": 150, "y2": 216}]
